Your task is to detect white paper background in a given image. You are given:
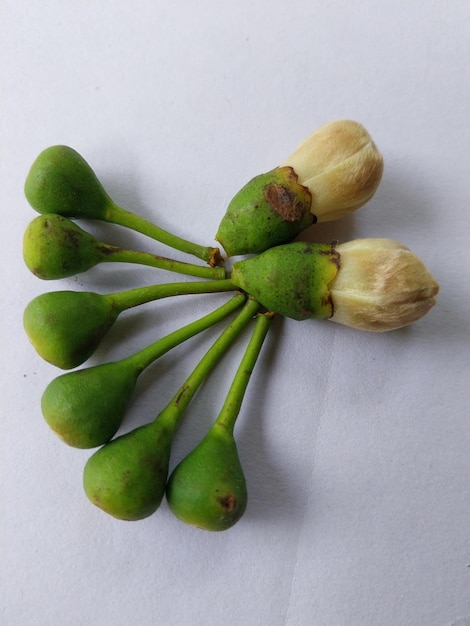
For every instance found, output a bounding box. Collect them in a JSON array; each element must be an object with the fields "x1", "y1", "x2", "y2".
[{"x1": 1, "y1": 2, "x2": 469, "y2": 625}]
